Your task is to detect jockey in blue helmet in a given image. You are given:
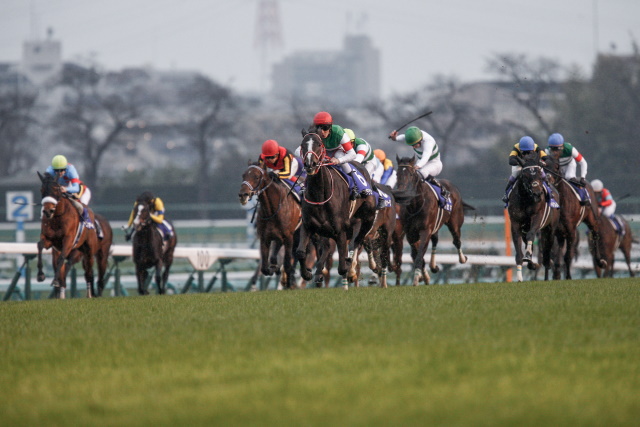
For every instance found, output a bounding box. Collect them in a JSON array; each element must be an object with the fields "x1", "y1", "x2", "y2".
[{"x1": 502, "y1": 136, "x2": 555, "y2": 207}]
